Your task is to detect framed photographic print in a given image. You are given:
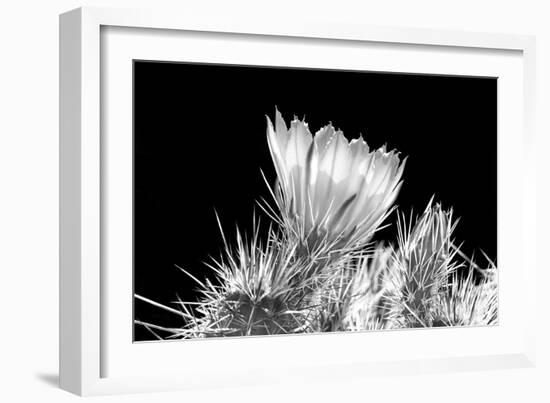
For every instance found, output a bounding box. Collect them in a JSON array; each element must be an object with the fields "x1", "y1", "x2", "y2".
[{"x1": 60, "y1": 6, "x2": 537, "y2": 396}]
